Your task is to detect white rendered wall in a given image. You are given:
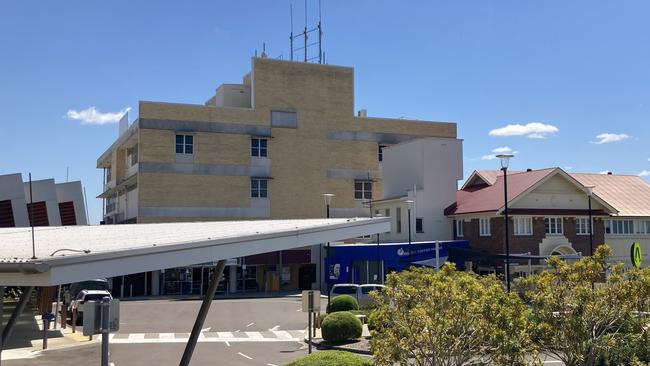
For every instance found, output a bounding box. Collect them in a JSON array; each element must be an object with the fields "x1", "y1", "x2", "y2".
[
  {"x1": 215, "y1": 84, "x2": 251, "y2": 108},
  {"x1": 55, "y1": 181, "x2": 88, "y2": 225},
  {"x1": 512, "y1": 175, "x2": 607, "y2": 211},
  {"x1": 23, "y1": 179, "x2": 62, "y2": 226},
  {"x1": 0, "y1": 173, "x2": 29, "y2": 226},
  {"x1": 377, "y1": 138, "x2": 463, "y2": 242}
]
